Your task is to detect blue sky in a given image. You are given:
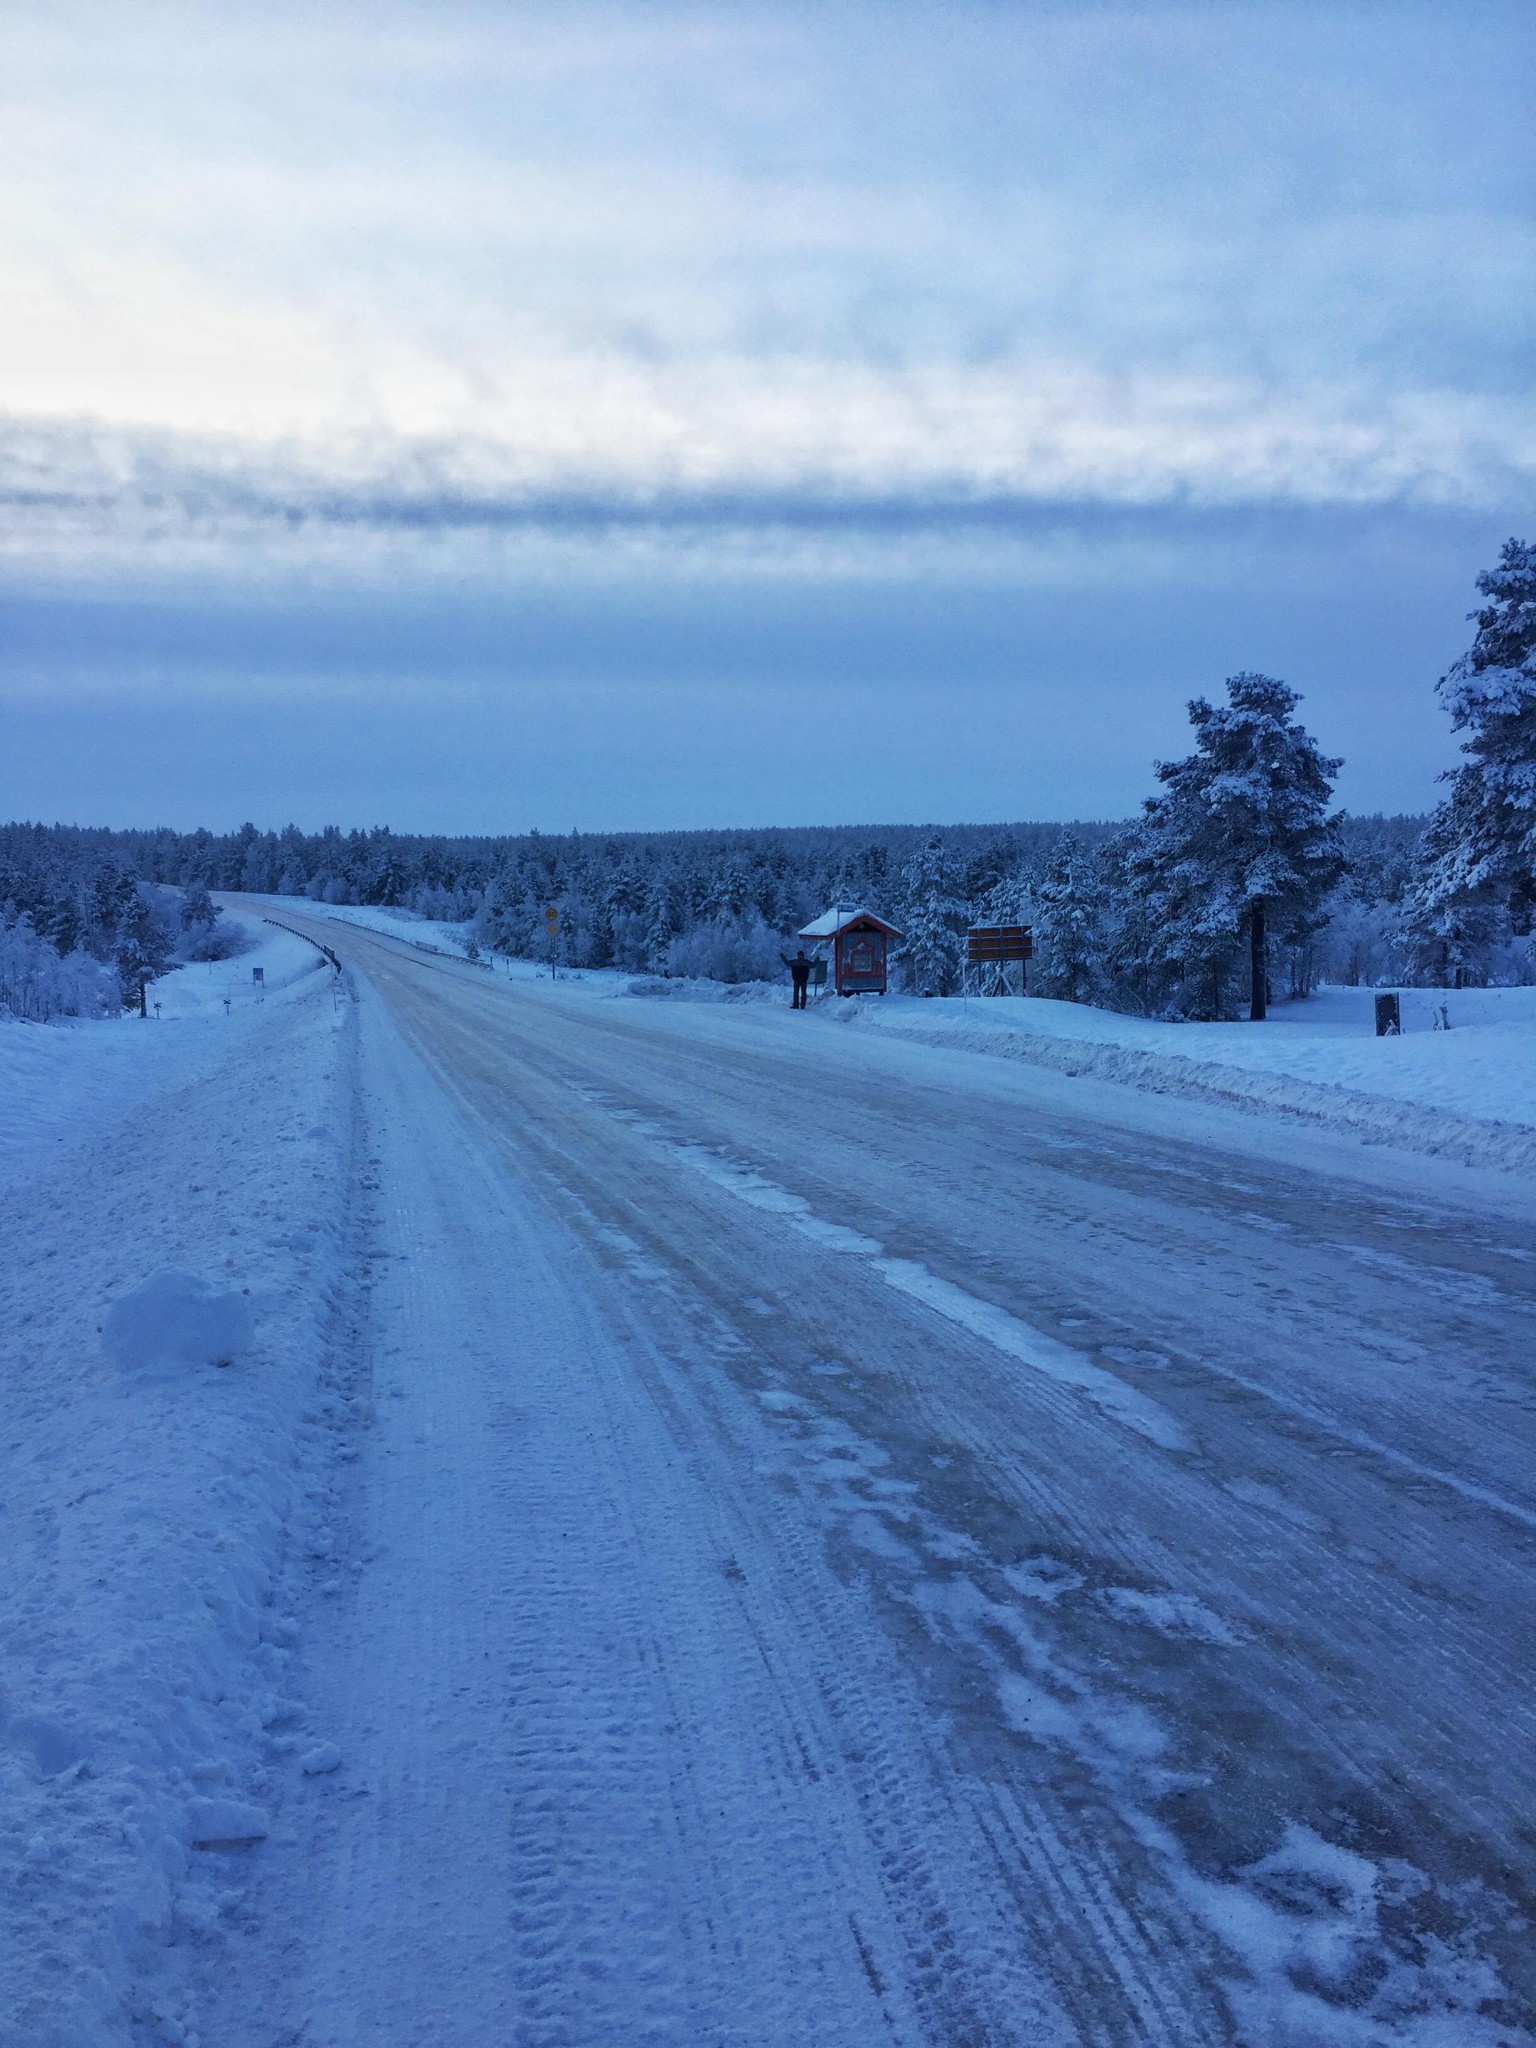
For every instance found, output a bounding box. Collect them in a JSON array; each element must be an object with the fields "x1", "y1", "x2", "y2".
[{"x1": 1, "y1": 0, "x2": 1531, "y2": 831}]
